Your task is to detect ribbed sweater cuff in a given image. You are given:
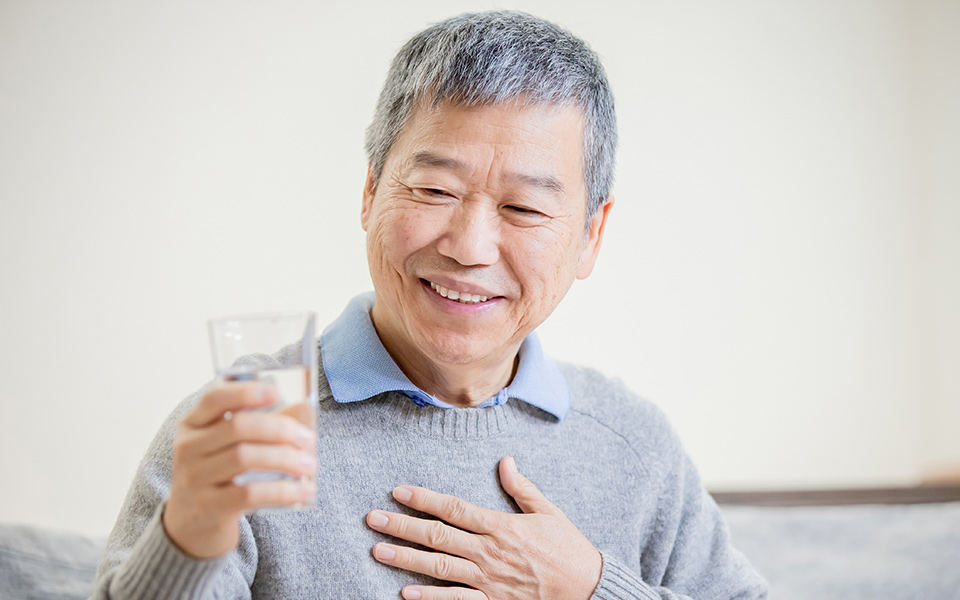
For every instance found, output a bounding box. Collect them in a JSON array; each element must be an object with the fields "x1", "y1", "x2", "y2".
[
  {"x1": 111, "y1": 503, "x2": 228, "y2": 599},
  {"x1": 591, "y1": 552, "x2": 659, "y2": 600}
]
